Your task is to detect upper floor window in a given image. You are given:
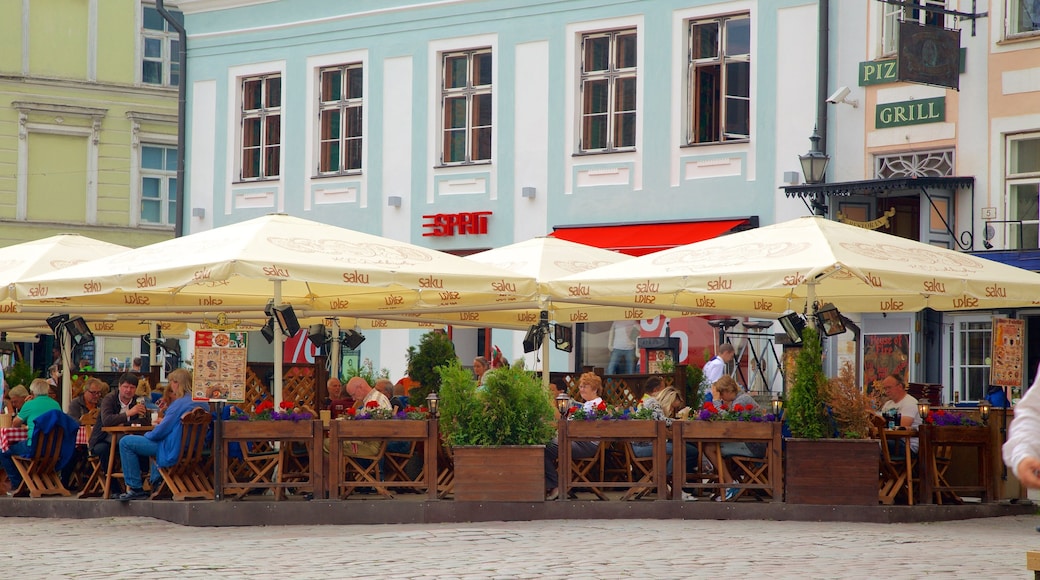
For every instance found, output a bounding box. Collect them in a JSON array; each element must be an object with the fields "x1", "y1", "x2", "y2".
[
  {"x1": 1006, "y1": 134, "x2": 1040, "y2": 249},
  {"x1": 441, "y1": 49, "x2": 492, "y2": 165},
  {"x1": 579, "y1": 30, "x2": 636, "y2": 153},
  {"x1": 140, "y1": 144, "x2": 177, "y2": 225},
  {"x1": 318, "y1": 64, "x2": 363, "y2": 175},
  {"x1": 1008, "y1": 0, "x2": 1040, "y2": 37},
  {"x1": 240, "y1": 74, "x2": 281, "y2": 181},
  {"x1": 142, "y1": 4, "x2": 182, "y2": 86},
  {"x1": 881, "y1": 0, "x2": 947, "y2": 56},
  {"x1": 688, "y1": 14, "x2": 750, "y2": 145}
]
